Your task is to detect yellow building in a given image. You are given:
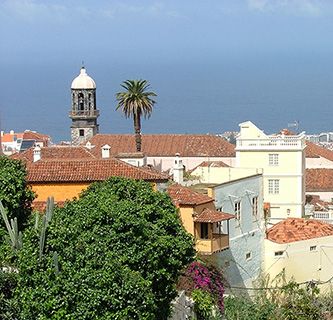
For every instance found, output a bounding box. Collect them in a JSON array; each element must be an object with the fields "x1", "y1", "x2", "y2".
[
  {"x1": 264, "y1": 218, "x2": 333, "y2": 287},
  {"x1": 167, "y1": 184, "x2": 234, "y2": 255},
  {"x1": 190, "y1": 160, "x2": 263, "y2": 184},
  {"x1": 236, "y1": 121, "x2": 306, "y2": 220}
]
